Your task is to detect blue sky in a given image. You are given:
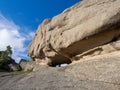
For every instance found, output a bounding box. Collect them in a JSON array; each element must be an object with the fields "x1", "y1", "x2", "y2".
[{"x1": 0, "y1": 0, "x2": 81, "y2": 62}]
